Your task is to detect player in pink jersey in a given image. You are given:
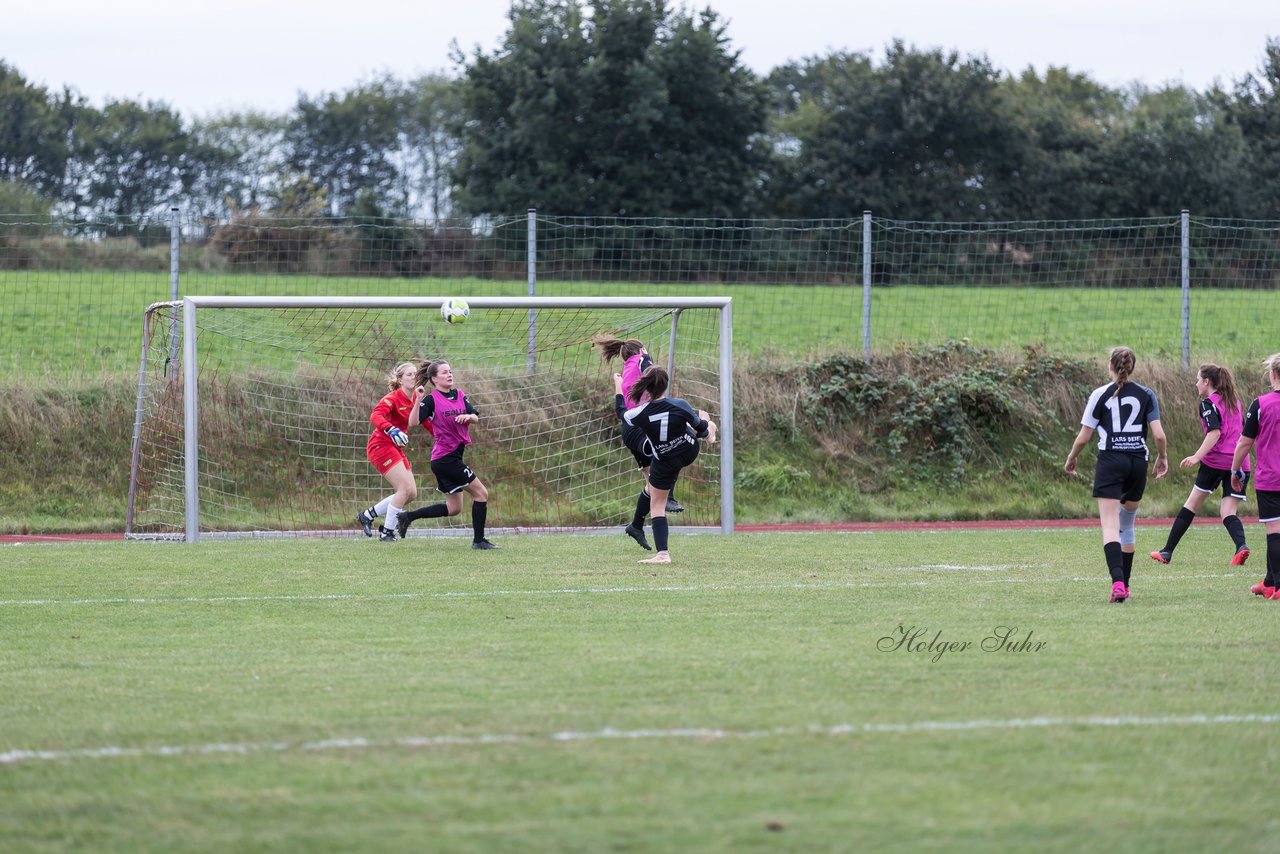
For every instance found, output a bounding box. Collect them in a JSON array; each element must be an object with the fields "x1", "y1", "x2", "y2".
[
  {"x1": 356, "y1": 360, "x2": 429, "y2": 542},
  {"x1": 593, "y1": 334, "x2": 684, "y2": 551},
  {"x1": 1231, "y1": 353, "x2": 1280, "y2": 599},
  {"x1": 396, "y1": 360, "x2": 498, "y2": 549},
  {"x1": 1150, "y1": 364, "x2": 1251, "y2": 566}
]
